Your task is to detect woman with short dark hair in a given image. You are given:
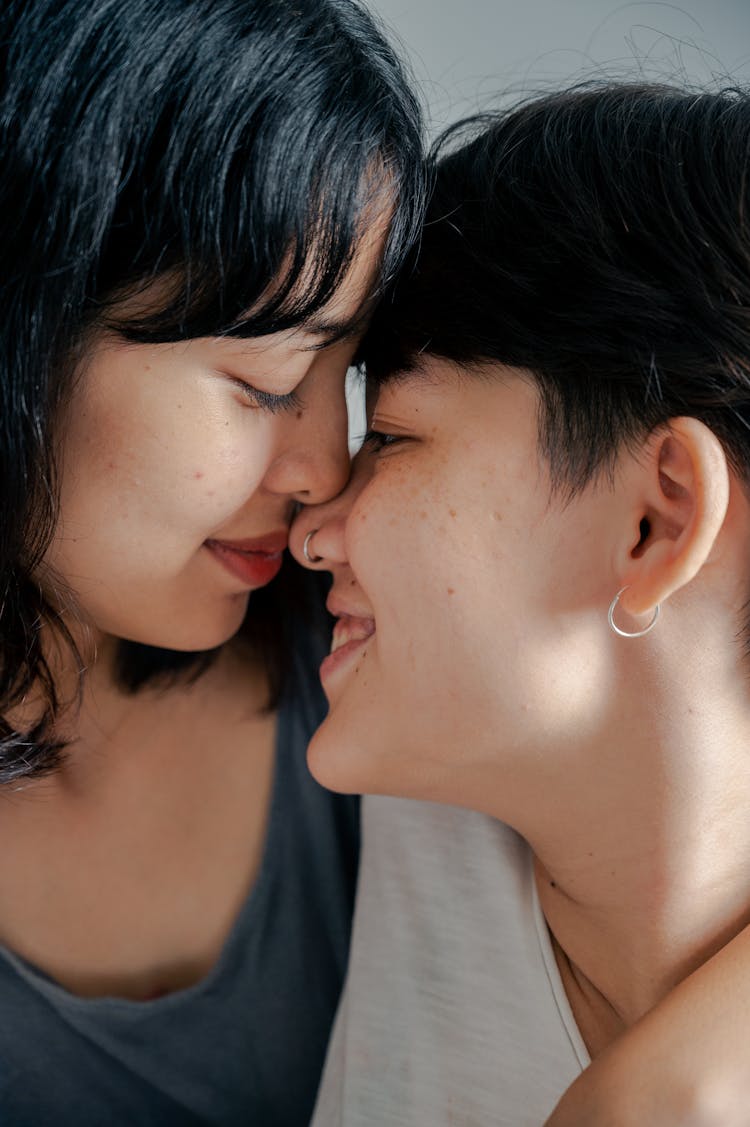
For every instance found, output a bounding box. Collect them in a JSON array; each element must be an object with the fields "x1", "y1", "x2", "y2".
[
  {"x1": 0, "y1": 1, "x2": 423, "y2": 1122},
  {"x1": 295, "y1": 83, "x2": 750, "y2": 1126}
]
